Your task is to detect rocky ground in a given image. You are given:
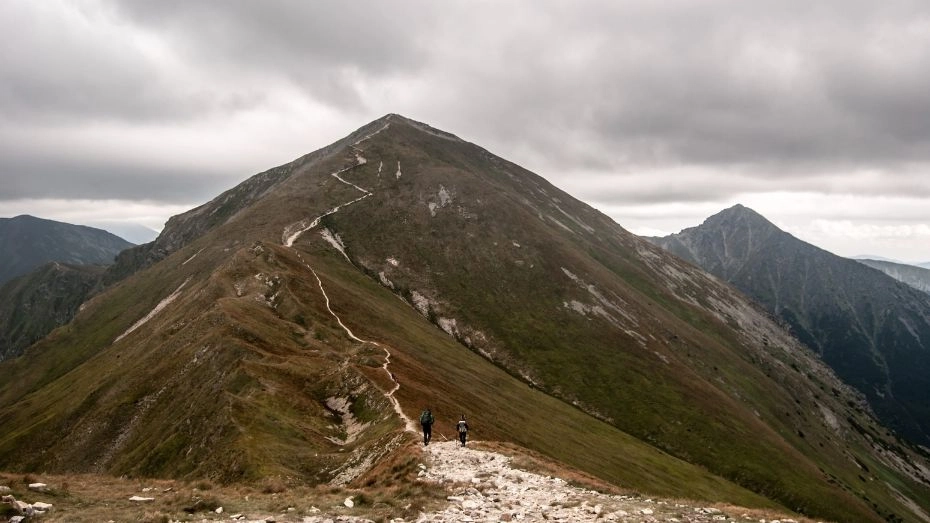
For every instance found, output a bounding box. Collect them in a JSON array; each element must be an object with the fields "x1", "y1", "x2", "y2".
[
  {"x1": 1, "y1": 440, "x2": 823, "y2": 522},
  {"x1": 417, "y1": 441, "x2": 814, "y2": 523}
]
